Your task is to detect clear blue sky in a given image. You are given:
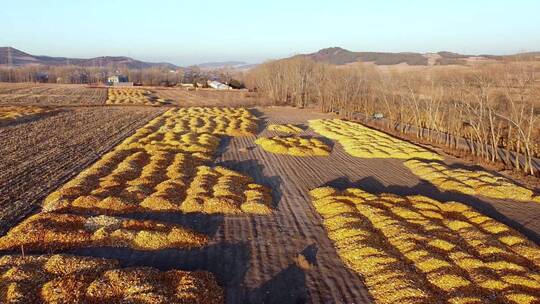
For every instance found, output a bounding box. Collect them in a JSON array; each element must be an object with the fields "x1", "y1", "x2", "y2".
[{"x1": 1, "y1": 0, "x2": 539, "y2": 66}]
